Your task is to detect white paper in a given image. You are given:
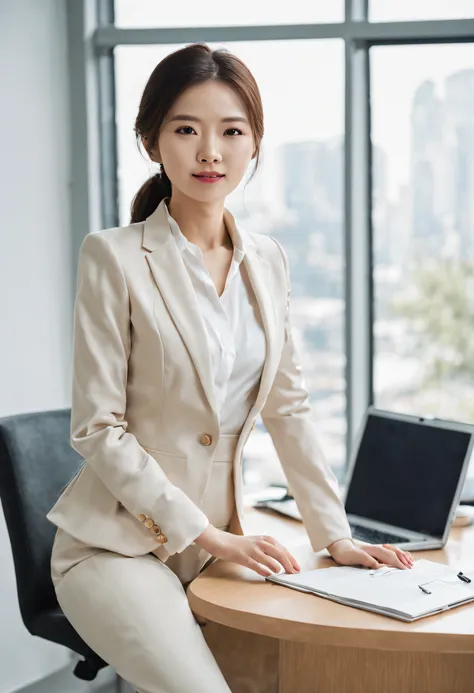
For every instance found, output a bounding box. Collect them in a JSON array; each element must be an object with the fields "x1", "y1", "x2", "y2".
[{"x1": 268, "y1": 560, "x2": 474, "y2": 620}]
